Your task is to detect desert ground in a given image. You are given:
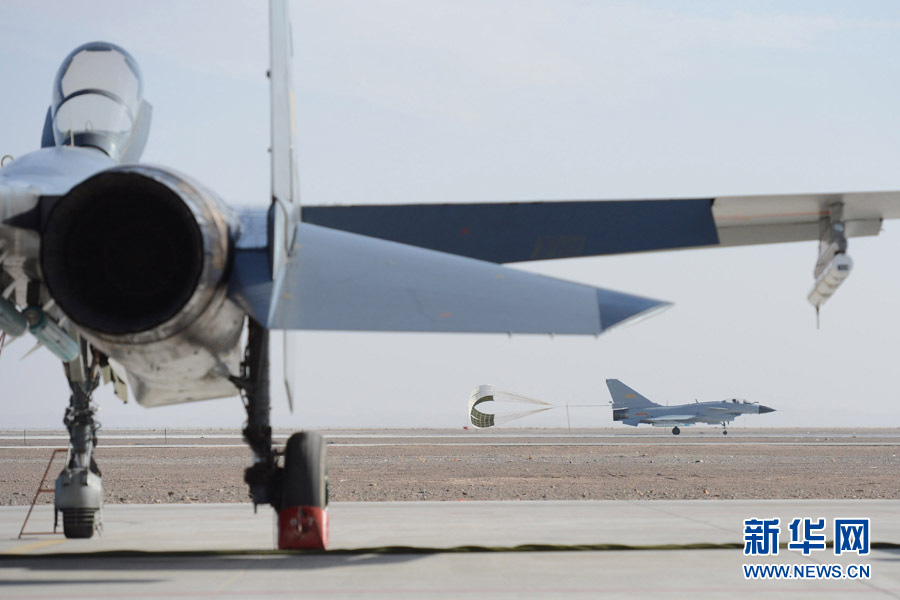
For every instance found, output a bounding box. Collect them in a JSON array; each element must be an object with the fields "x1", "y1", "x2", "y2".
[{"x1": 1, "y1": 428, "x2": 898, "y2": 505}]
